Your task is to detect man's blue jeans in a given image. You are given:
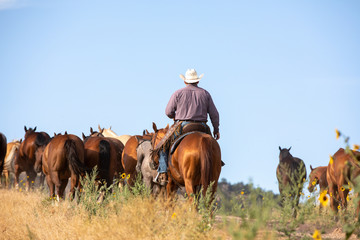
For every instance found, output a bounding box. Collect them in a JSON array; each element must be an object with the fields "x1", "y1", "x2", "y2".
[{"x1": 157, "y1": 121, "x2": 207, "y2": 173}]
